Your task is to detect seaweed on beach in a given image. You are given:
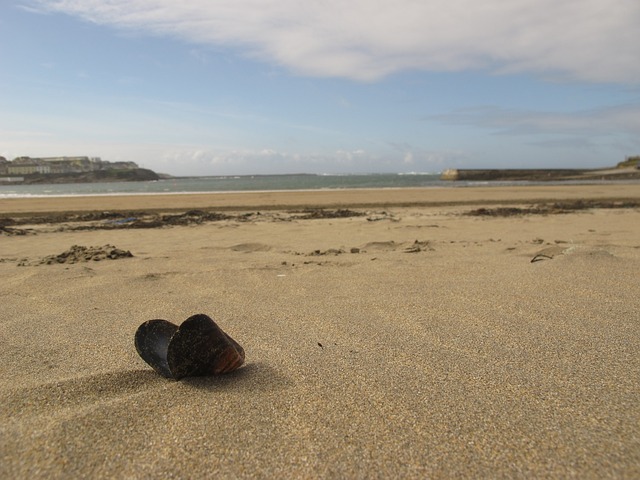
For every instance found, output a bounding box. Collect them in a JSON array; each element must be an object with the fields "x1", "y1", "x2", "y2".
[
  {"x1": 5, "y1": 211, "x2": 145, "y2": 226},
  {"x1": 106, "y1": 210, "x2": 232, "y2": 229},
  {"x1": 160, "y1": 210, "x2": 231, "y2": 225},
  {"x1": 549, "y1": 200, "x2": 640, "y2": 210},
  {"x1": 291, "y1": 209, "x2": 366, "y2": 219},
  {"x1": 2, "y1": 209, "x2": 233, "y2": 231},
  {"x1": 466, "y1": 206, "x2": 548, "y2": 217},
  {"x1": 3, "y1": 208, "x2": 367, "y2": 230},
  {"x1": 1, "y1": 225, "x2": 33, "y2": 236},
  {"x1": 466, "y1": 200, "x2": 640, "y2": 217},
  {"x1": 0, "y1": 218, "x2": 33, "y2": 236},
  {"x1": 17, "y1": 244, "x2": 134, "y2": 266}
]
